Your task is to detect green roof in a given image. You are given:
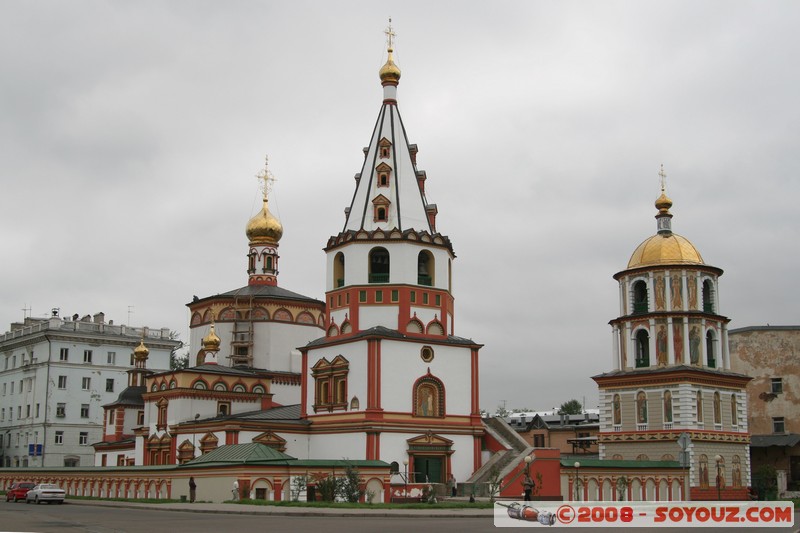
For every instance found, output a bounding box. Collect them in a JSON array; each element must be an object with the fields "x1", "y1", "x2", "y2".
[
  {"x1": 183, "y1": 443, "x2": 295, "y2": 466},
  {"x1": 560, "y1": 458, "x2": 681, "y2": 469}
]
